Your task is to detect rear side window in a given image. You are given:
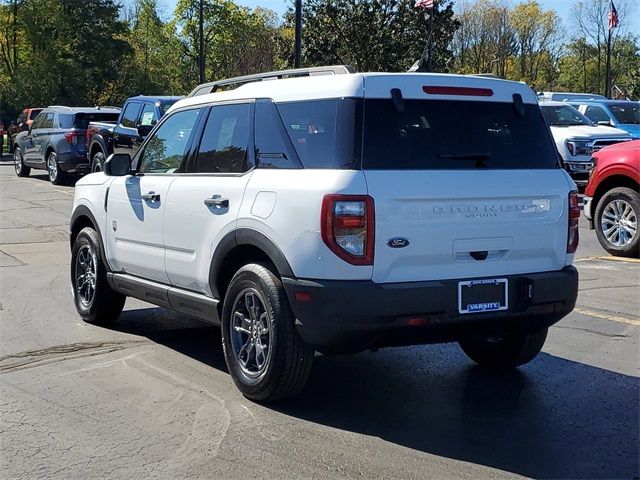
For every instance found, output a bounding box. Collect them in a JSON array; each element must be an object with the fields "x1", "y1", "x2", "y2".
[
  {"x1": 364, "y1": 100, "x2": 559, "y2": 170},
  {"x1": 121, "y1": 102, "x2": 141, "y2": 128},
  {"x1": 254, "y1": 101, "x2": 299, "y2": 169},
  {"x1": 194, "y1": 104, "x2": 252, "y2": 173},
  {"x1": 73, "y1": 112, "x2": 119, "y2": 129},
  {"x1": 610, "y1": 103, "x2": 640, "y2": 124},
  {"x1": 58, "y1": 114, "x2": 74, "y2": 129},
  {"x1": 276, "y1": 99, "x2": 361, "y2": 169}
]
